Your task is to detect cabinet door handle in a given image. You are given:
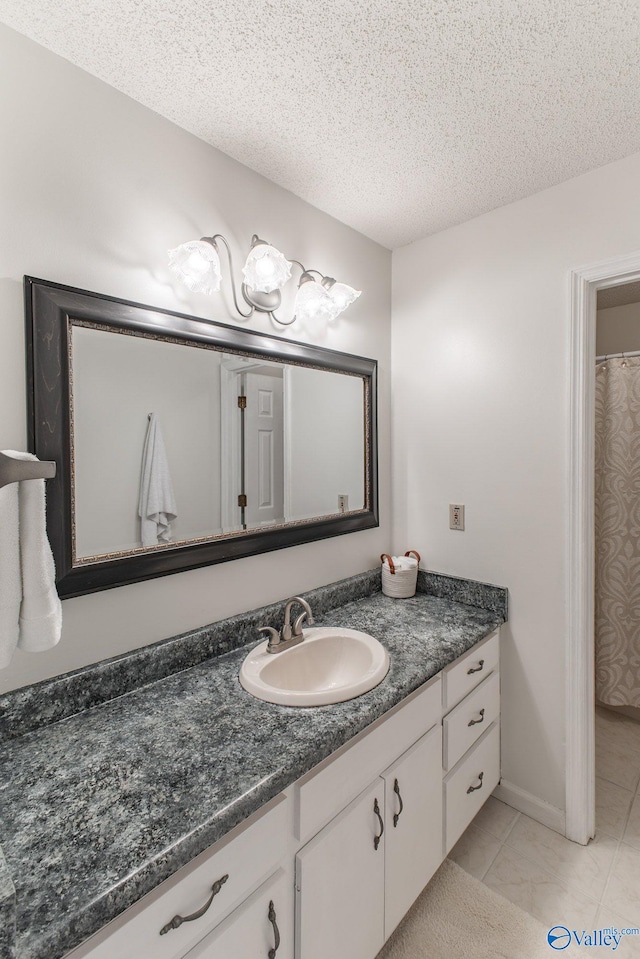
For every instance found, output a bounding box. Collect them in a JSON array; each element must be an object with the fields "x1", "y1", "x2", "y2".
[
  {"x1": 373, "y1": 797, "x2": 384, "y2": 850},
  {"x1": 467, "y1": 771, "x2": 484, "y2": 794},
  {"x1": 468, "y1": 708, "x2": 485, "y2": 727},
  {"x1": 268, "y1": 900, "x2": 280, "y2": 958},
  {"x1": 159, "y1": 874, "x2": 229, "y2": 935},
  {"x1": 393, "y1": 778, "x2": 404, "y2": 827},
  {"x1": 467, "y1": 659, "x2": 485, "y2": 675}
]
